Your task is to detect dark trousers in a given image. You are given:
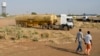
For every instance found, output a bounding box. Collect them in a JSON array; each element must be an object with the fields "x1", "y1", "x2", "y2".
[{"x1": 76, "y1": 41, "x2": 82, "y2": 52}]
